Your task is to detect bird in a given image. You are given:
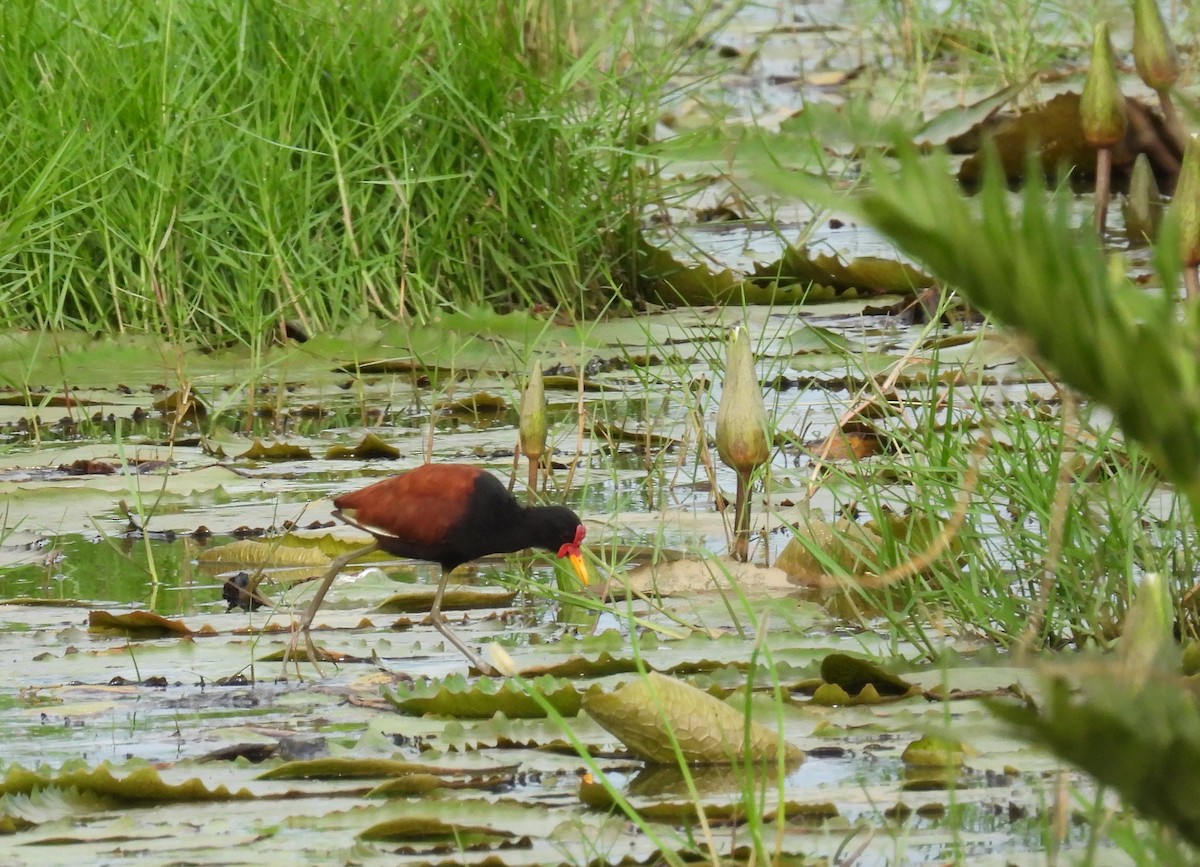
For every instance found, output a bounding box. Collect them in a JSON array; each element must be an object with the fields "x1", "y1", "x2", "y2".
[{"x1": 288, "y1": 463, "x2": 589, "y2": 675}]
